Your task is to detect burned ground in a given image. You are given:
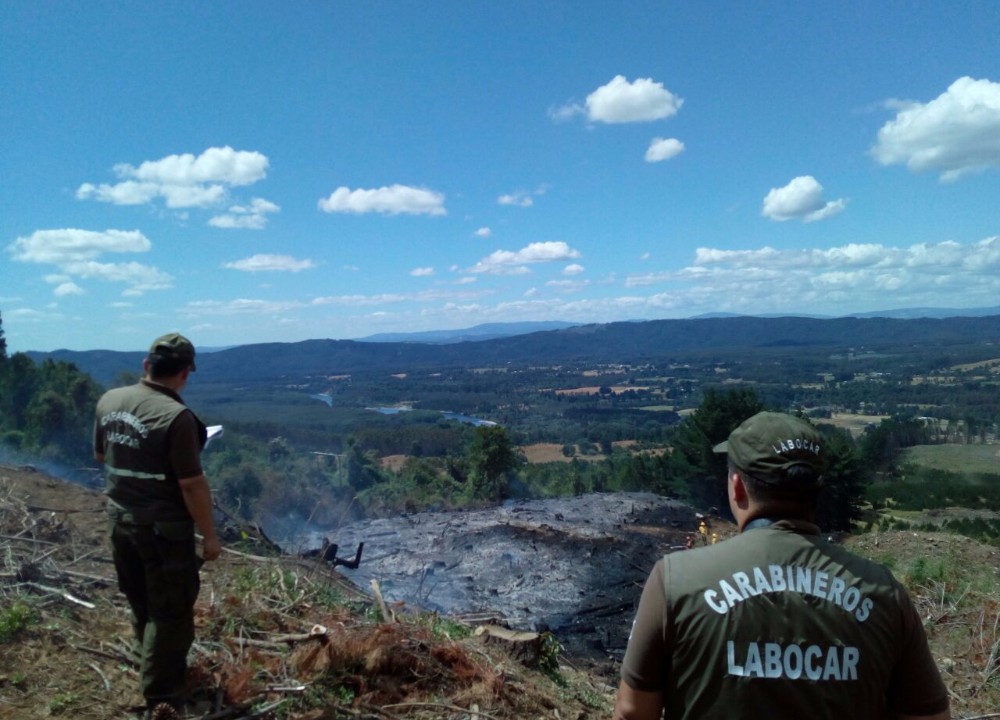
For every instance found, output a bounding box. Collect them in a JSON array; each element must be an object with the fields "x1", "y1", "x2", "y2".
[{"x1": 286, "y1": 492, "x2": 719, "y2": 668}]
